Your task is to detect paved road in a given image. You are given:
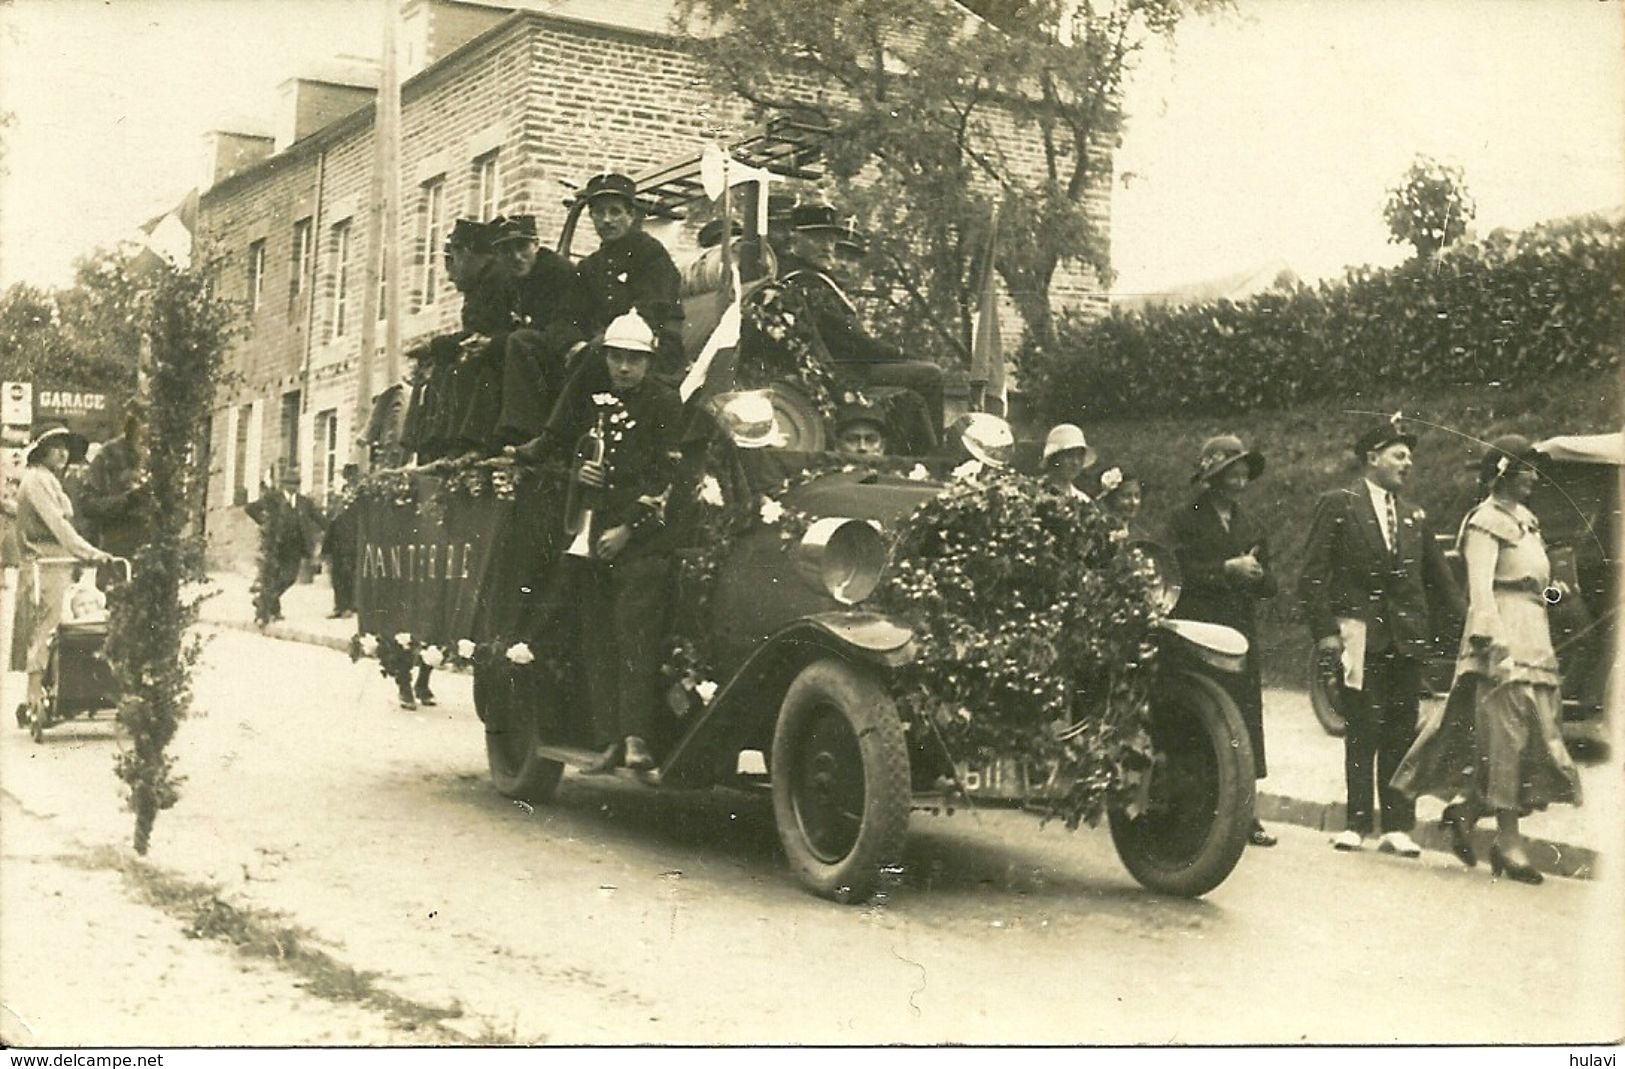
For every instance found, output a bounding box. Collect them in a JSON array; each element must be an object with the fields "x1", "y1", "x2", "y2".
[{"x1": 2, "y1": 628, "x2": 1619, "y2": 1045}]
